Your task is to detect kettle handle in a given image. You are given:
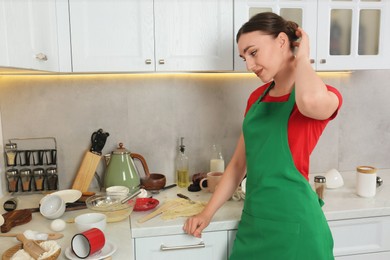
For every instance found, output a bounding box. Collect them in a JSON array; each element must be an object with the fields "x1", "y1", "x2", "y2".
[{"x1": 130, "y1": 153, "x2": 151, "y2": 177}]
